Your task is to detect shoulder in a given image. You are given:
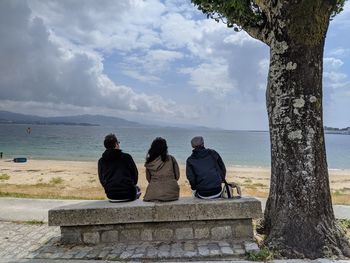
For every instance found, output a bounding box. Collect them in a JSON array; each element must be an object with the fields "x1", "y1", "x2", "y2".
[
  {"x1": 121, "y1": 152, "x2": 134, "y2": 161},
  {"x1": 207, "y1": 148, "x2": 218, "y2": 156},
  {"x1": 168, "y1": 155, "x2": 176, "y2": 161}
]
